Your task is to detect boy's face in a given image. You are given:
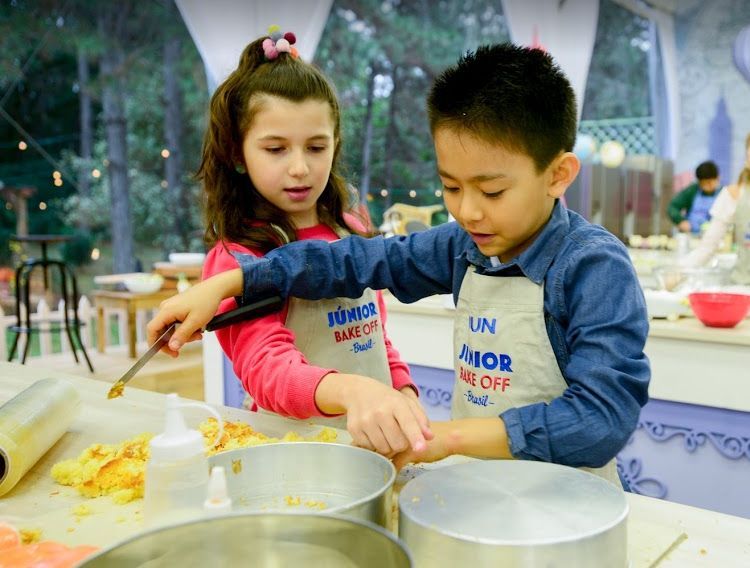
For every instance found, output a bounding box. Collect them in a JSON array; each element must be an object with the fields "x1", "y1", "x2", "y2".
[
  {"x1": 434, "y1": 126, "x2": 571, "y2": 261},
  {"x1": 698, "y1": 178, "x2": 720, "y2": 193}
]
